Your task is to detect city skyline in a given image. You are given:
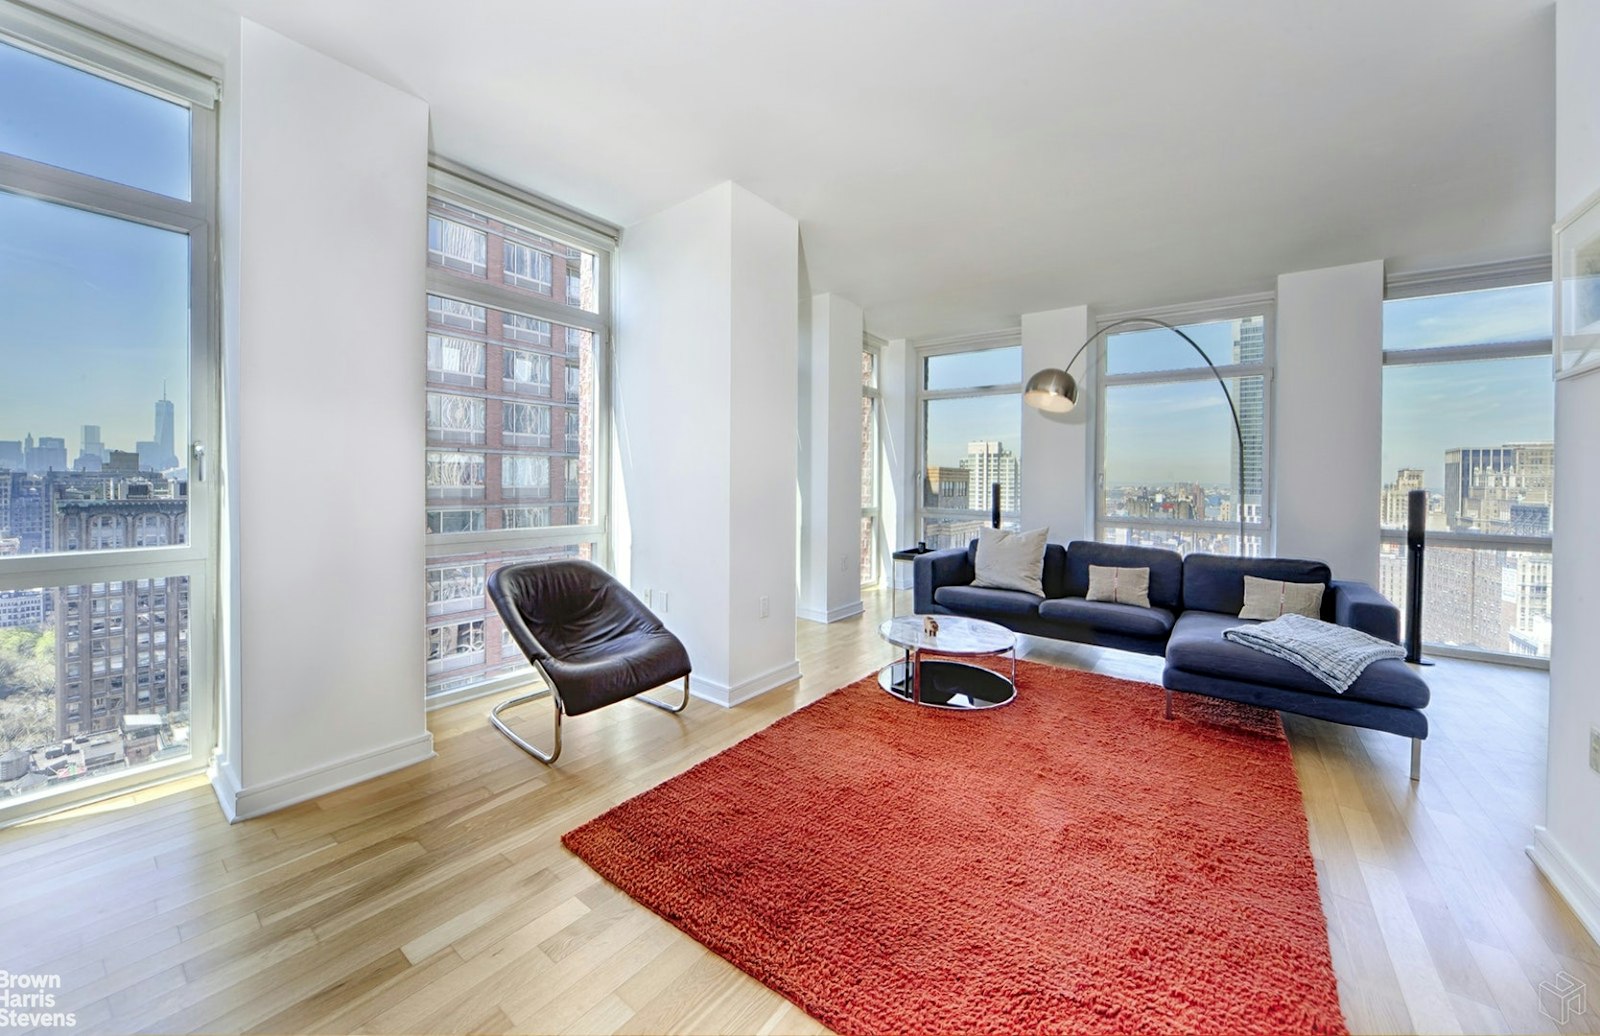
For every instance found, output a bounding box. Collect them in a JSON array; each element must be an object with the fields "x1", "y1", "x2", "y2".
[{"x1": 0, "y1": 386, "x2": 186, "y2": 475}]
